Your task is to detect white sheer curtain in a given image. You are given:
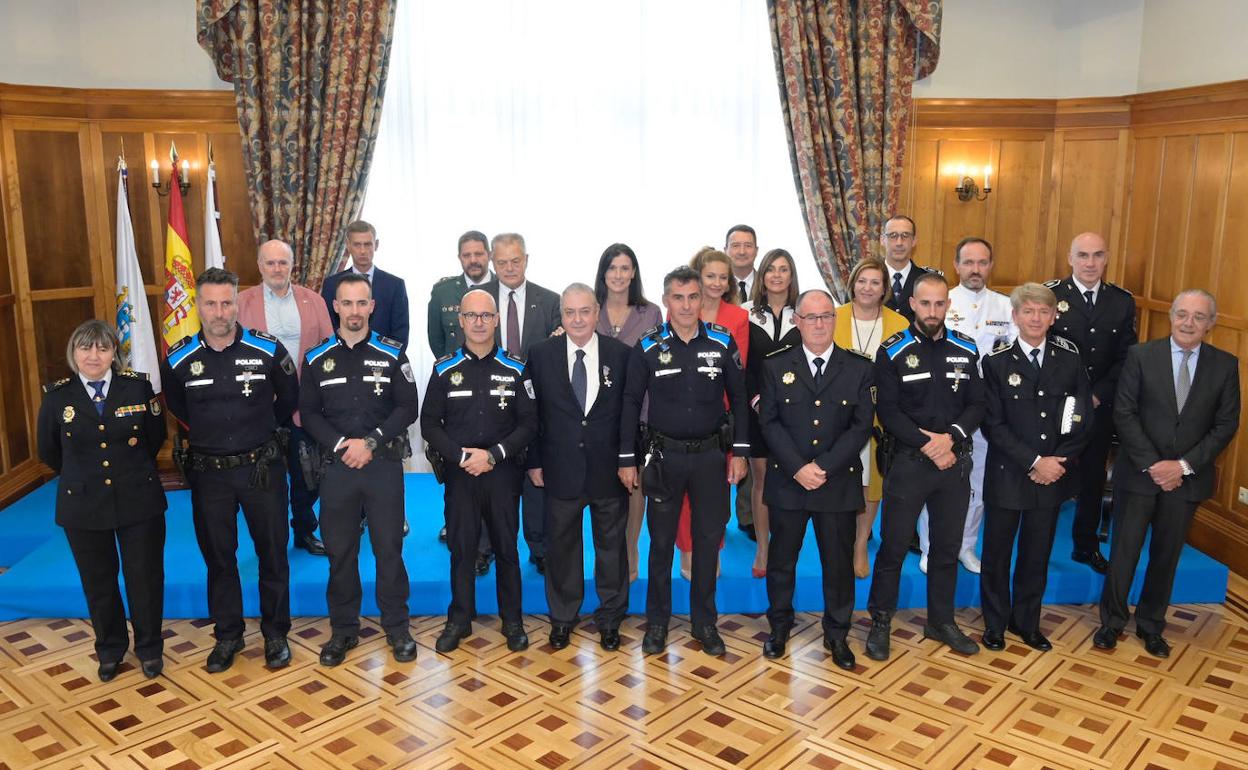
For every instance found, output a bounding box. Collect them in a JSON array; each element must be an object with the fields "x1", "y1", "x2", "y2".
[{"x1": 362, "y1": 0, "x2": 819, "y2": 394}]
